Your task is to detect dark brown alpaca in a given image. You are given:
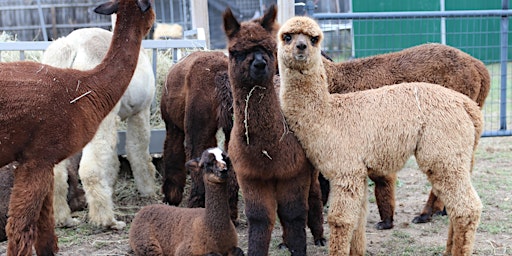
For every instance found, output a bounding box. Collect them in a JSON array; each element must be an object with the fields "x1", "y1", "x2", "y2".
[
  {"x1": 130, "y1": 148, "x2": 244, "y2": 256},
  {"x1": 160, "y1": 50, "x2": 325, "y2": 244},
  {"x1": 0, "y1": 0, "x2": 154, "y2": 254},
  {"x1": 323, "y1": 43, "x2": 490, "y2": 229},
  {"x1": 159, "y1": 51, "x2": 237, "y2": 218},
  {"x1": 223, "y1": 5, "x2": 323, "y2": 255}
]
